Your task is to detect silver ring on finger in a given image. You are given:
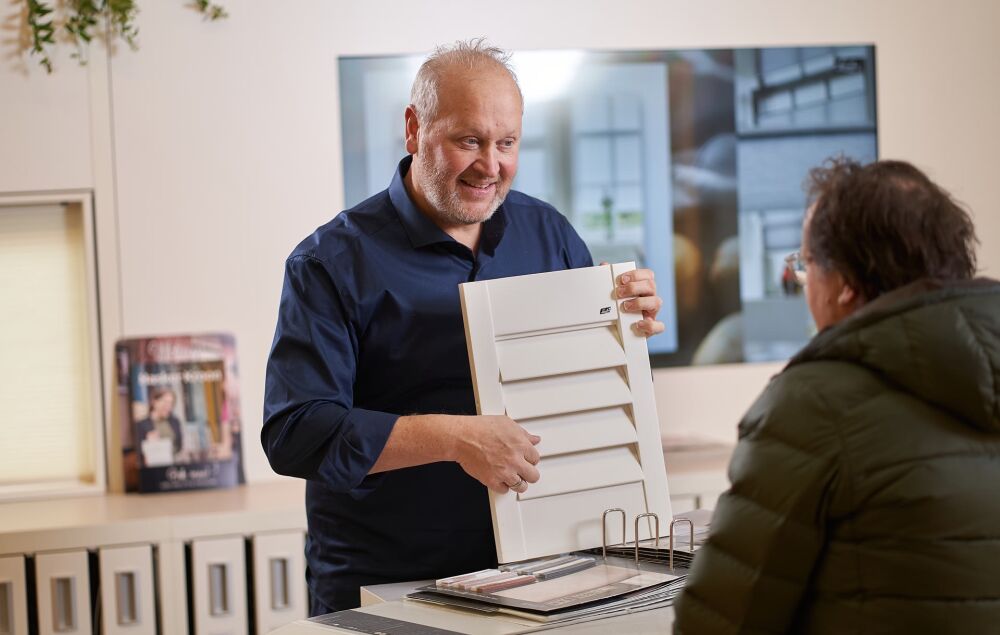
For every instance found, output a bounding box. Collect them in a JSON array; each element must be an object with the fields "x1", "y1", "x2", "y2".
[{"x1": 509, "y1": 476, "x2": 525, "y2": 490}]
